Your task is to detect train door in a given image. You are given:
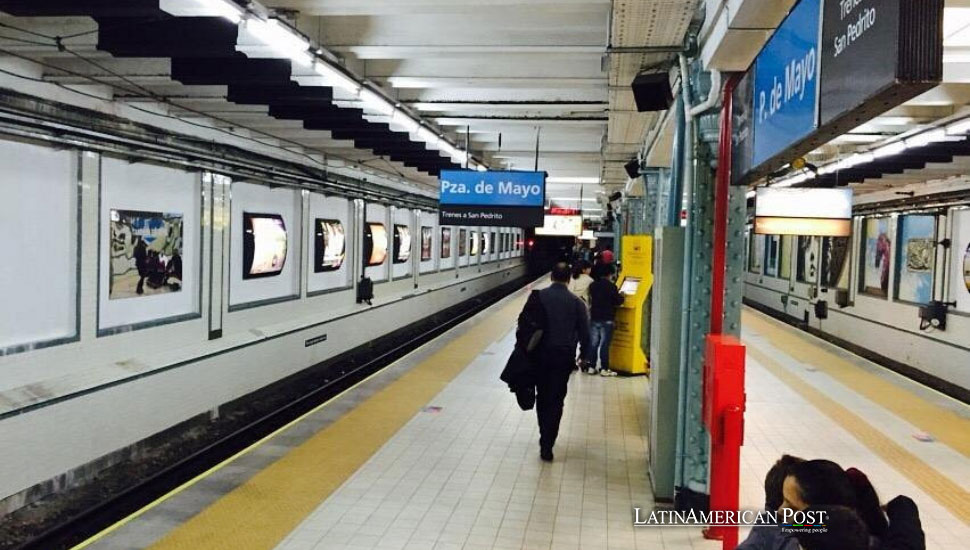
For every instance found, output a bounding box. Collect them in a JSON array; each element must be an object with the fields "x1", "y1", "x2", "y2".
[{"x1": 788, "y1": 236, "x2": 820, "y2": 321}]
